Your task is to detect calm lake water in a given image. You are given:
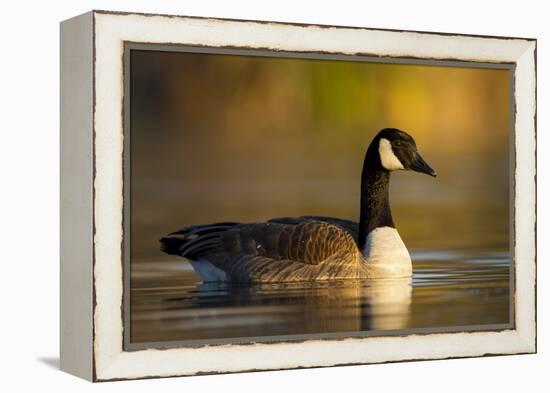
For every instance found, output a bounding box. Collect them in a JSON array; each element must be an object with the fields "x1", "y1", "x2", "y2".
[{"x1": 129, "y1": 248, "x2": 510, "y2": 344}]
